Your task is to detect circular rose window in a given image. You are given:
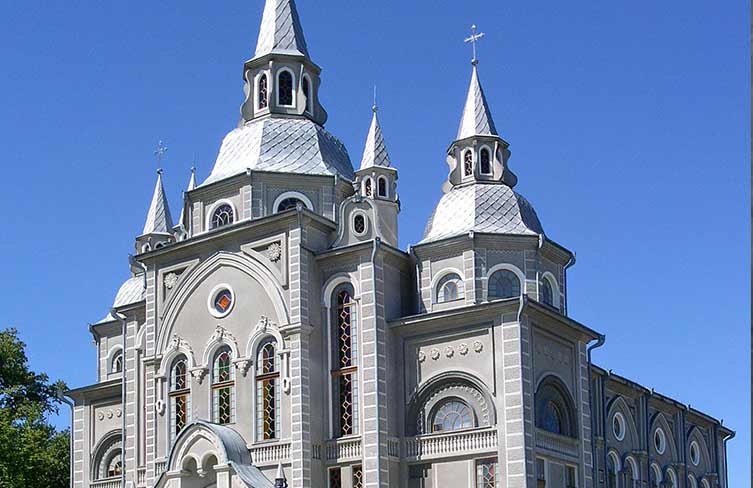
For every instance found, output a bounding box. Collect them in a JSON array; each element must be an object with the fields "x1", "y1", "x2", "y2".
[{"x1": 208, "y1": 285, "x2": 235, "y2": 318}]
